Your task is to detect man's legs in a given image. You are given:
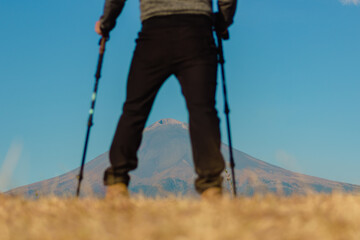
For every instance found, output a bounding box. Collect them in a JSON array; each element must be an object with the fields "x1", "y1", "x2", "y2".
[
  {"x1": 174, "y1": 22, "x2": 225, "y2": 194},
  {"x1": 104, "y1": 27, "x2": 172, "y2": 187},
  {"x1": 104, "y1": 15, "x2": 225, "y2": 195}
]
